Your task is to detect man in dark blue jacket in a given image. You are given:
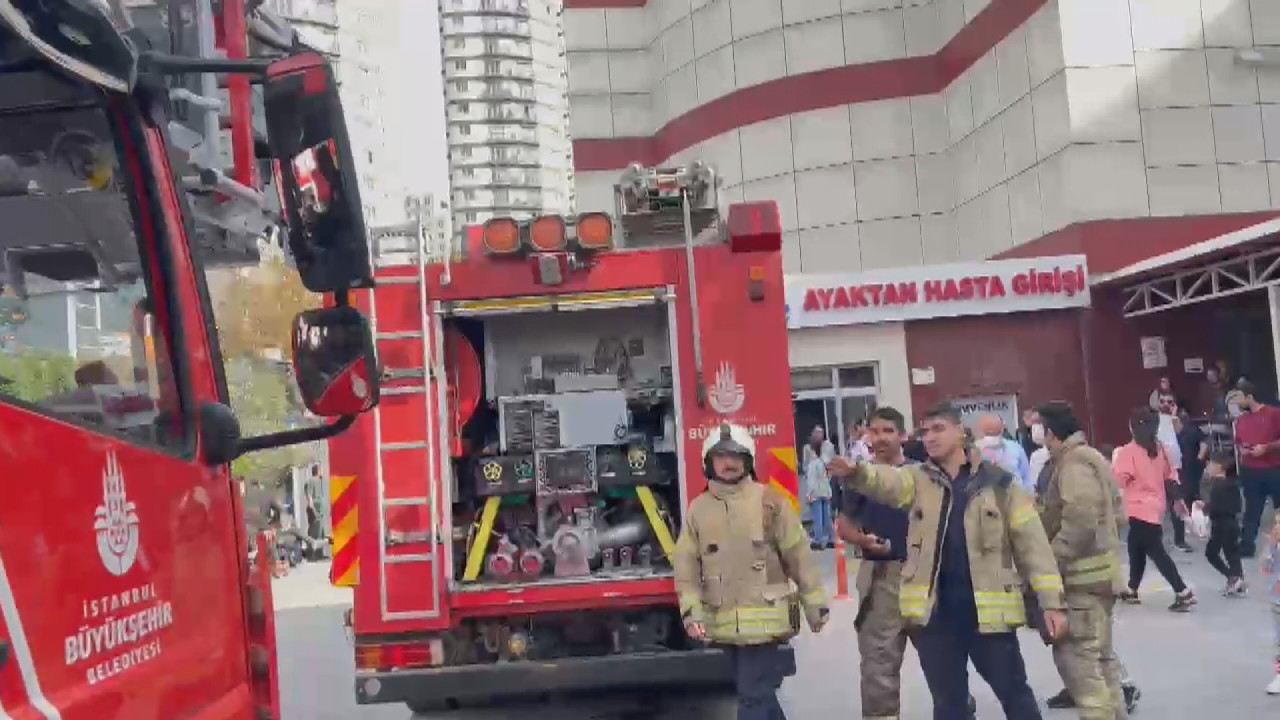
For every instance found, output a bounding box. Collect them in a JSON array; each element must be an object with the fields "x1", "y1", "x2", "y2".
[{"x1": 838, "y1": 406, "x2": 976, "y2": 720}]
